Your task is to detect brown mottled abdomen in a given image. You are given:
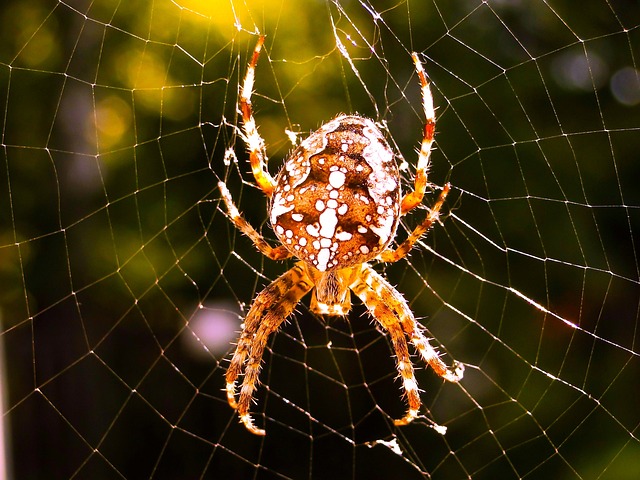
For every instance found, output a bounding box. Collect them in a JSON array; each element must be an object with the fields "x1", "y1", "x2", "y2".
[{"x1": 269, "y1": 115, "x2": 401, "y2": 272}]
